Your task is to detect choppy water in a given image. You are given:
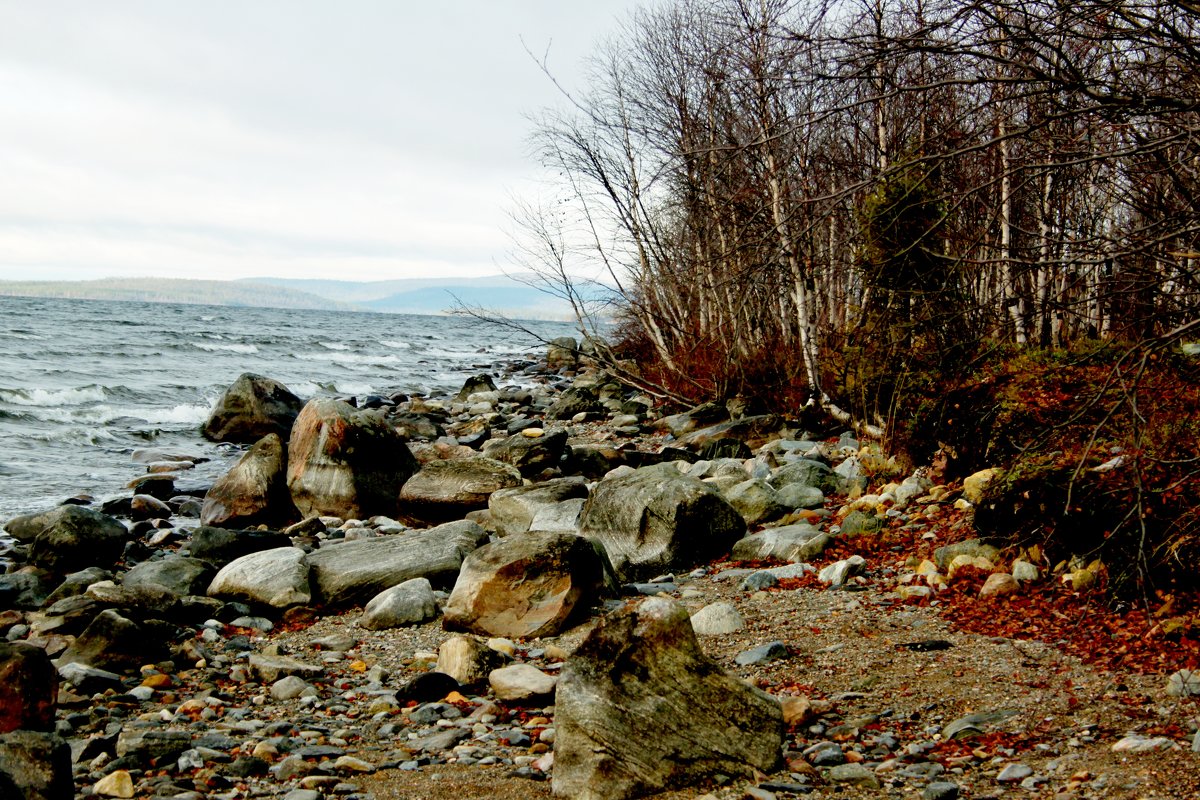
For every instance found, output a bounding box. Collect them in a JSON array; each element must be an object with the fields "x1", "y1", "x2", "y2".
[{"x1": 0, "y1": 295, "x2": 574, "y2": 521}]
